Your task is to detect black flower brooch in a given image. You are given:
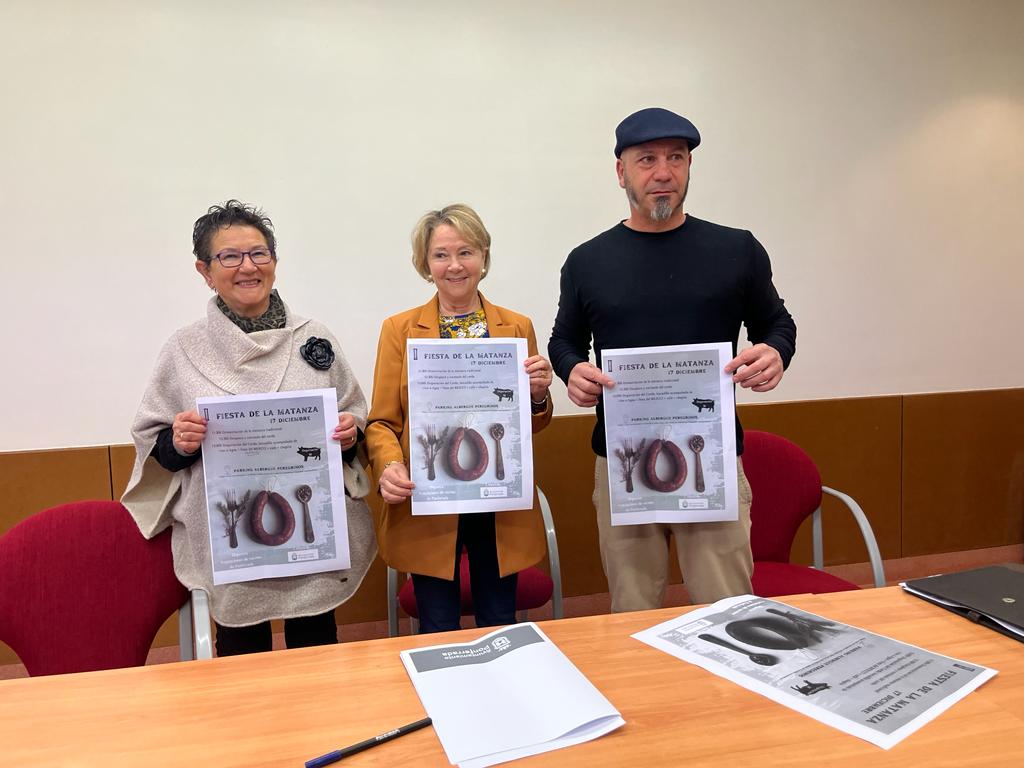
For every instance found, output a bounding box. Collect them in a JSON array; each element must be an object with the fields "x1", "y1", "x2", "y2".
[{"x1": 300, "y1": 336, "x2": 335, "y2": 370}]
